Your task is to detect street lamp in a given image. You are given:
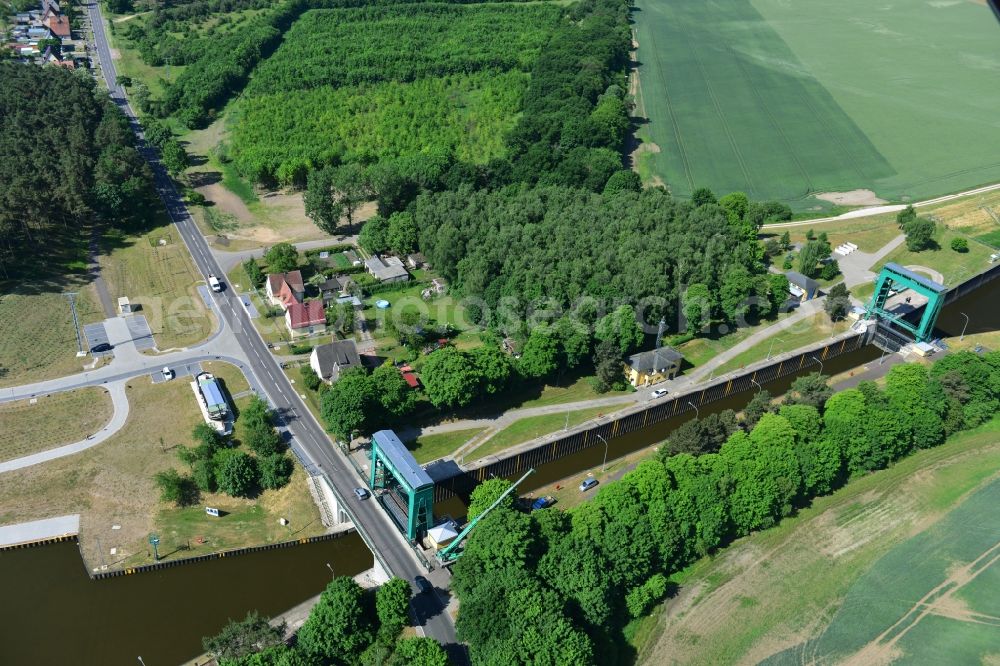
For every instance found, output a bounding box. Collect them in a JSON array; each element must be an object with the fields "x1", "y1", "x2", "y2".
[
  {"x1": 596, "y1": 434, "x2": 609, "y2": 473},
  {"x1": 687, "y1": 401, "x2": 699, "y2": 419},
  {"x1": 879, "y1": 347, "x2": 889, "y2": 365},
  {"x1": 137, "y1": 657, "x2": 146, "y2": 666},
  {"x1": 960, "y1": 312, "x2": 970, "y2": 341},
  {"x1": 326, "y1": 562, "x2": 335, "y2": 578},
  {"x1": 811, "y1": 355, "x2": 824, "y2": 375},
  {"x1": 751, "y1": 378, "x2": 762, "y2": 394},
  {"x1": 767, "y1": 337, "x2": 786, "y2": 361}
]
